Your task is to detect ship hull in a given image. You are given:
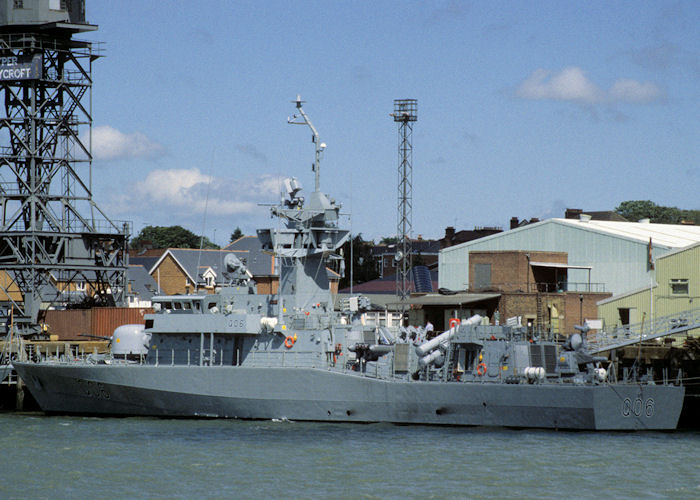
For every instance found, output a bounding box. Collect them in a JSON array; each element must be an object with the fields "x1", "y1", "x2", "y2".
[{"x1": 14, "y1": 363, "x2": 684, "y2": 430}]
